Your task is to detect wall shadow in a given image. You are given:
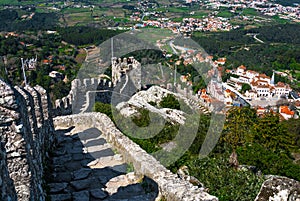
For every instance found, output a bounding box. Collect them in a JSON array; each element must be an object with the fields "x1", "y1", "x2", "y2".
[{"x1": 45, "y1": 127, "x2": 159, "y2": 201}]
